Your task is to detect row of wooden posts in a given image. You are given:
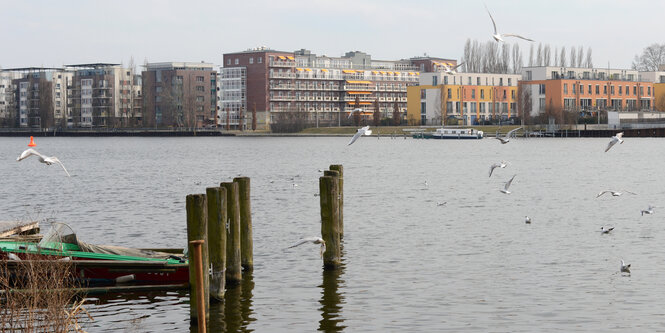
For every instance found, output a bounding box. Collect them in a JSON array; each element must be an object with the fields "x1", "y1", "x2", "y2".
[
  {"x1": 185, "y1": 164, "x2": 344, "y2": 331},
  {"x1": 185, "y1": 177, "x2": 253, "y2": 329}
]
